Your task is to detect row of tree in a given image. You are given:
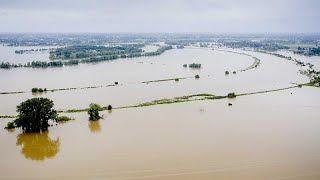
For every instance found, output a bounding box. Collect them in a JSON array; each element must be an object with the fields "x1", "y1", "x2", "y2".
[
  {"x1": 50, "y1": 44, "x2": 144, "y2": 60},
  {"x1": 5, "y1": 98, "x2": 112, "y2": 133},
  {"x1": 0, "y1": 46, "x2": 173, "y2": 69},
  {"x1": 144, "y1": 46, "x2": 173, "y2": 56},
  {"x1": 0, "y1": 60, "x2": 80, "y2": 69}
]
